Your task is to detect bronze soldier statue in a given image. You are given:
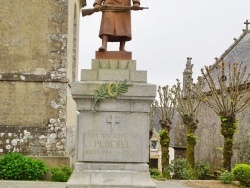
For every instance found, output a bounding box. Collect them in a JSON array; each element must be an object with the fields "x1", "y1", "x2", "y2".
[{"x1": 93, "y1": 0, "x2": 140, "y2": 51}]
